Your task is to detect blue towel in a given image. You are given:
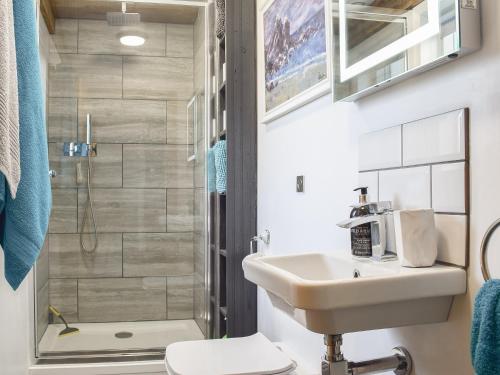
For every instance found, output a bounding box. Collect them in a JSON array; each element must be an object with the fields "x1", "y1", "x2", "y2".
[
  {"x1": 207, "y1": 148, "x2": 216, "y2": 193},
  {"x1": 213, "y1": 140, "x2": 227, "y2": 194},
  {"x1": 471, "y1": 279, "x2": 500, "y2": 375},
  {"x1": 0, "y1": 0, "x2": 51, "y2": 290}
]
